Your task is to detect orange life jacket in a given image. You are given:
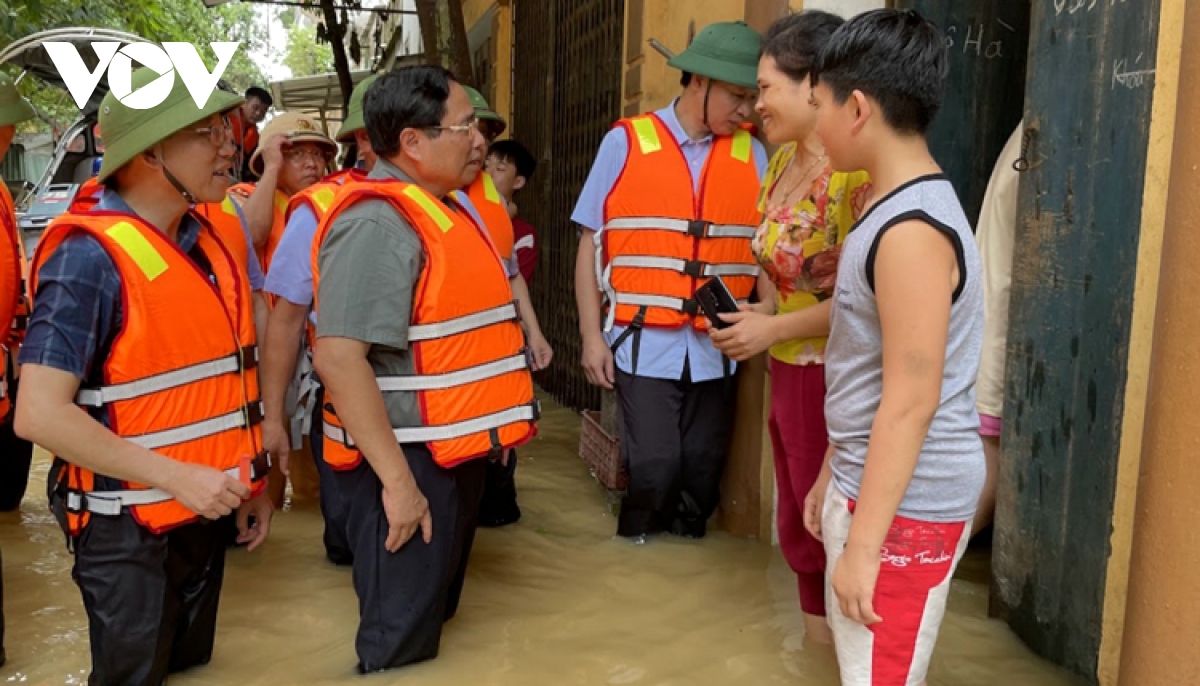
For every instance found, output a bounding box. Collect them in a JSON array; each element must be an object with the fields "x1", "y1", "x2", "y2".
[
  {"x1": 287, "y1": 169, "x2": 366, "y2": 347},
  {"x1": 0, "y1": 185, "x2": 23, "y2": 419},
  {"x1": 599, "y1": 113, "x2": 761, "y2": 331},
  {"x1": 465, "y1": 171, "x2": 513, "y2": 260},
  {"x1": 68, "y1": 177, "x2": 104, "y2": 213},
  {"x1": 31, "y1": 210, "x2": 267, "y2": 535},
  {"x1": 194, "y1": 194, "x2": 253, "y2": 282},
  {"x1": 229, "y1": 181, "x2": 288, "y2": 274},
  {"x1": 311, "y1": 180, "x2": 537, "y2": 470}
]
